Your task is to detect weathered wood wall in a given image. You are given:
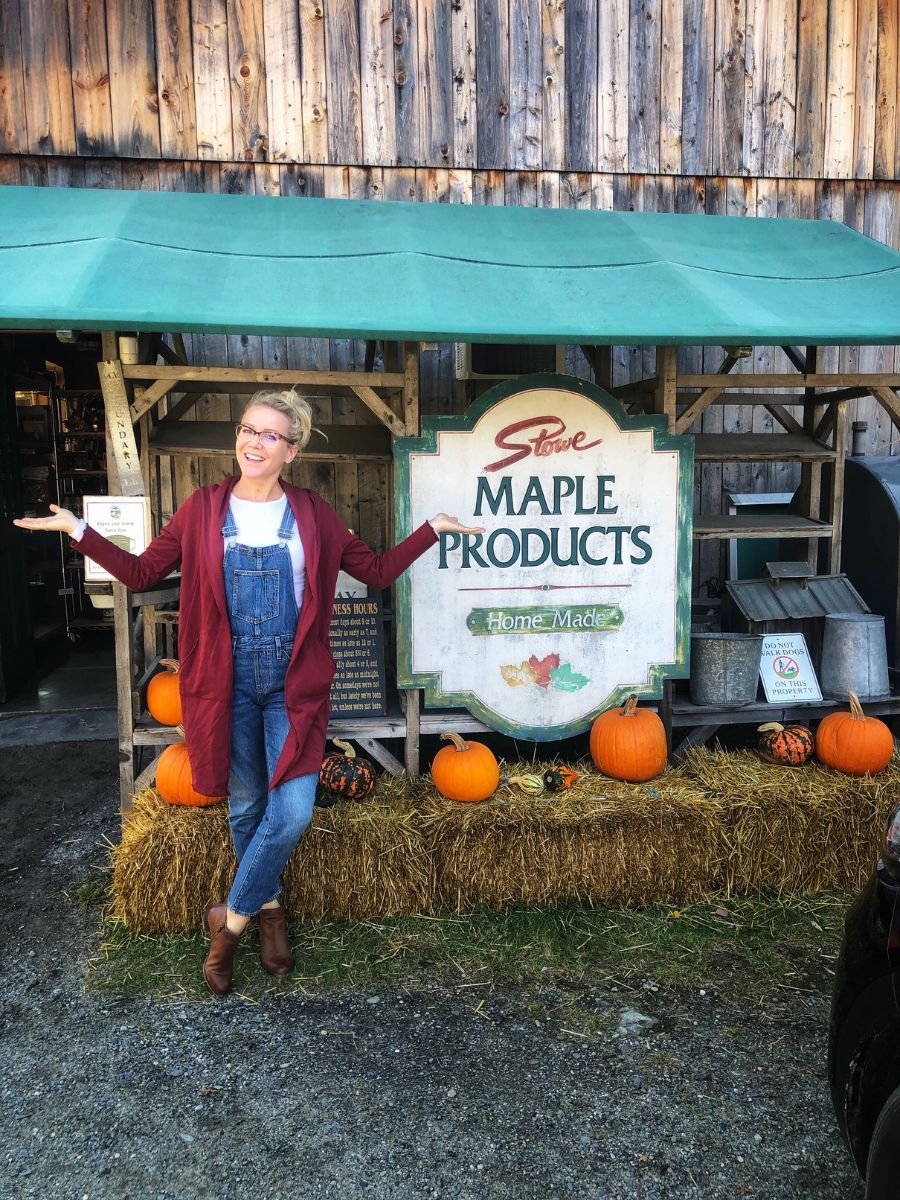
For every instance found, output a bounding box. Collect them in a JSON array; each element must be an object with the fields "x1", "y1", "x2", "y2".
[{"x1": 1, "y1": 0, "x2": 898, "y2": 179}]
